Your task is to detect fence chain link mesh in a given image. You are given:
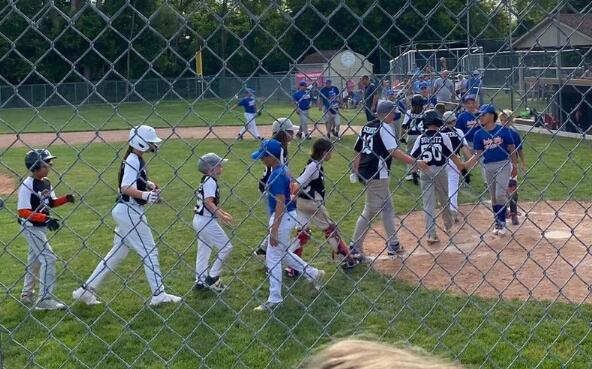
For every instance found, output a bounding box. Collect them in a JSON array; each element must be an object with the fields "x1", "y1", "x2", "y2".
[{"x1": 1, "y1": 0, "x2": 592, "y2": 368}]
